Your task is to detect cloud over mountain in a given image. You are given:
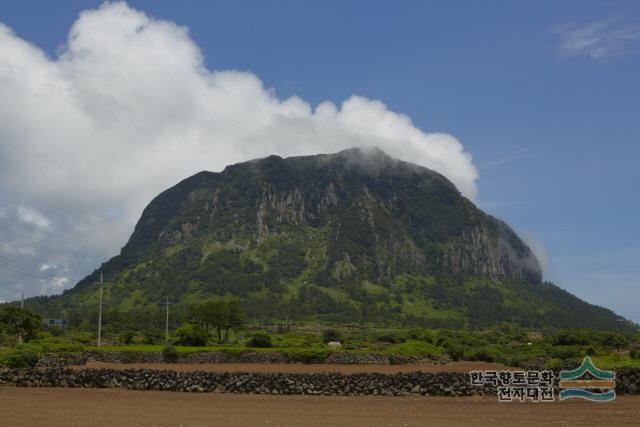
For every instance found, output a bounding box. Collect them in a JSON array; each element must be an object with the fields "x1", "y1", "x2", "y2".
[{"x1": 0, "y1": 2, "x2": 478, "y2": 300}]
